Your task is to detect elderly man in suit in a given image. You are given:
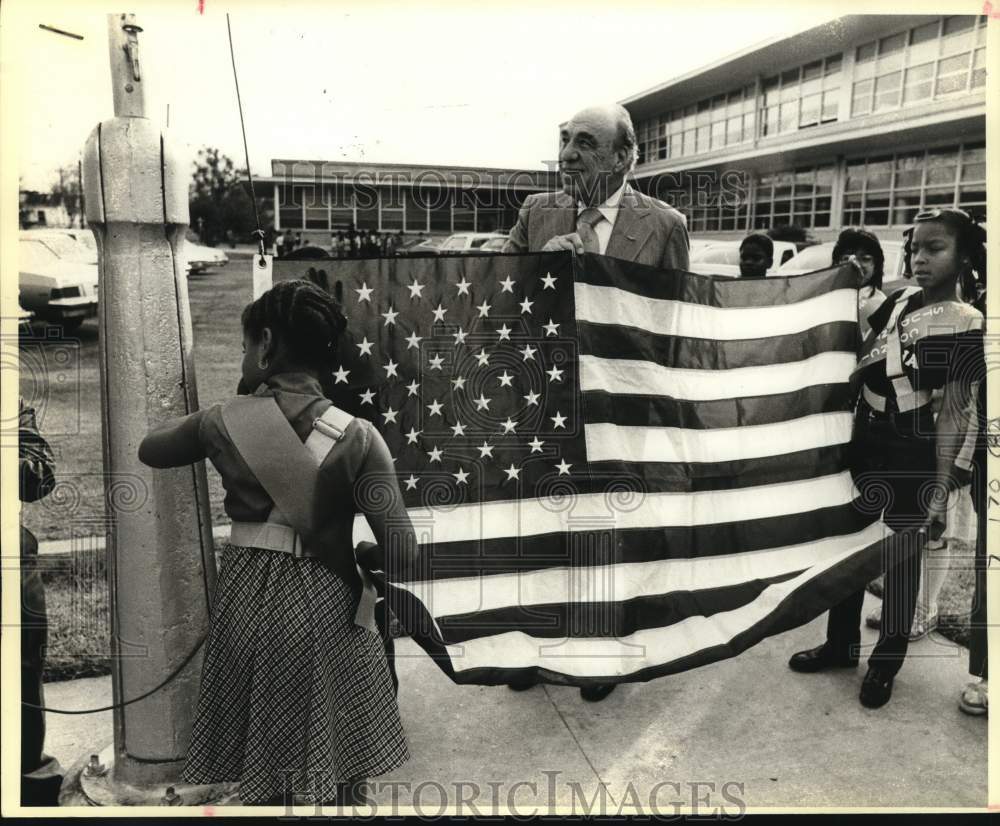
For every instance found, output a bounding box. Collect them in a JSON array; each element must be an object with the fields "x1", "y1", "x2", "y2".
[
  {"x1": 505, "y1": 104, "x2": 689, "y2": 703},
  {"x1": 504, "y1": 103, "x2": 689, "y2": 269}
]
